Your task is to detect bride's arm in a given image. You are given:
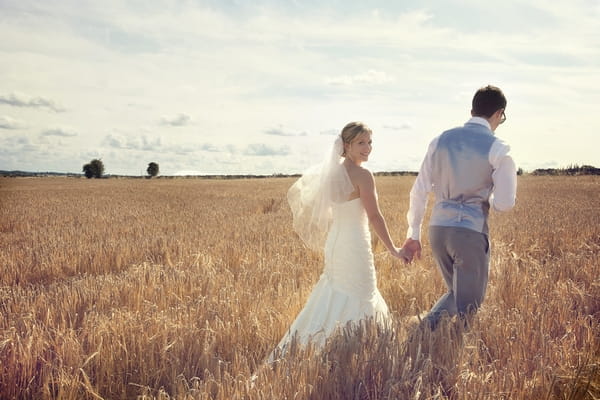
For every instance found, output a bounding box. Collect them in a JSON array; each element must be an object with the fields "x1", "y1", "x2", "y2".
[{"x1": 357, "y1": 169, "x2": 399, "y2": 255}]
